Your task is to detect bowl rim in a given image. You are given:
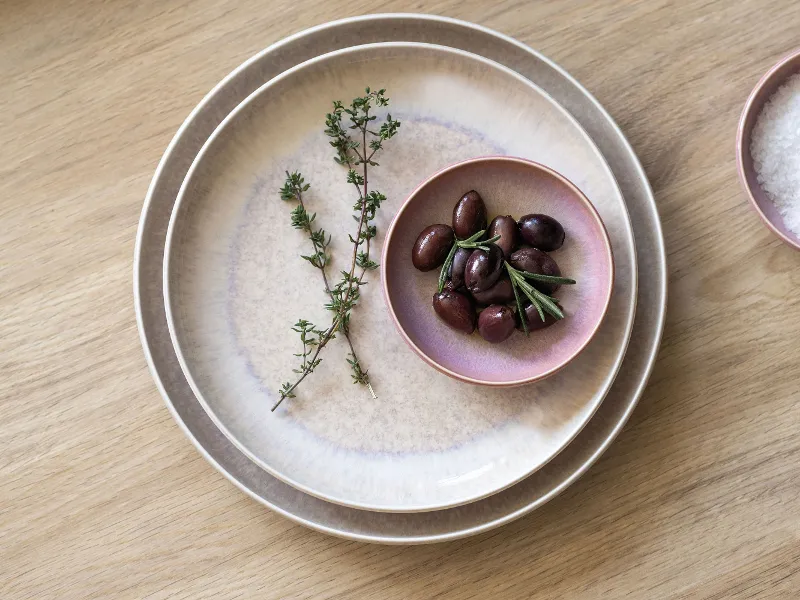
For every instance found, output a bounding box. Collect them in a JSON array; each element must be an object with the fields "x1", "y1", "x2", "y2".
[
  {"x1": 381, "y1": 155, "x2": 616, "y2": 387},
  {"x1": 736, "y1": 47, "x2": 800, "y2": 252}
]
